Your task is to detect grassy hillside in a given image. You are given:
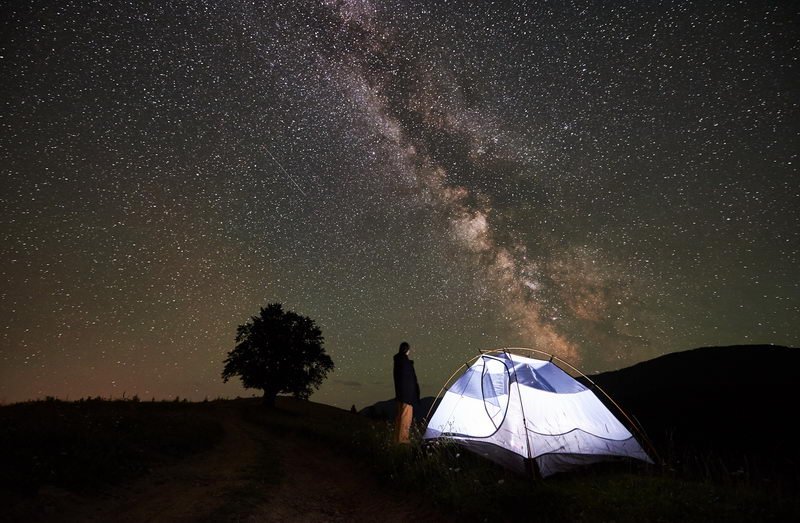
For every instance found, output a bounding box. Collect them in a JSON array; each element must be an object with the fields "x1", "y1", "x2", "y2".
[
  {"x1": 585, "y1": 344, "x2": 800, "y2": 485},
  {"x1": 0, "y1": 397, "x2": 224, "y2": 493},
  {"x1": 2, "y1": 394, "x2": 798, "y2": 522}
]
